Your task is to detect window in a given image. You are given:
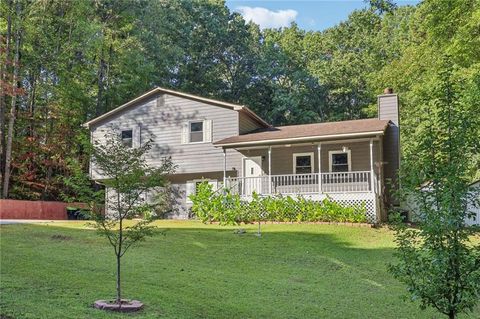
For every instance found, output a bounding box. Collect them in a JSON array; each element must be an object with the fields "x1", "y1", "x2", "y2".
[
  {"x1": 121, "y1": 129, "x2": 133, "y2": 148},
  {"x1": 186, "y1": 179, "x2": 217, "y2": 203},
  {"x1": 195, "y1": 181, "x2": 204, "y2": 192},
  {"x1": 189, "y1": 121, "x2": 204, "y2": 143},
  {"x1": 181, "y1": 120, "x2": 212, "y2": 144},
  {"x1": 293, "y1": 153, "x2": 314, "y2": 174},
  {"x1": 329, "y1": 150, "x2": 351, "y2": 172}
]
